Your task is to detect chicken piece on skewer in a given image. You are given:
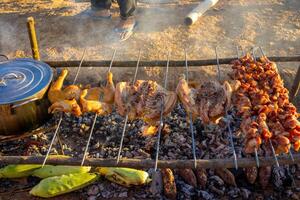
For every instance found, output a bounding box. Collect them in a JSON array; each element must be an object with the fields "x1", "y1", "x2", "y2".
[
  {"x1": 84, "y1": 72, "x2": 115, "y2": 104},
  {"x1": 48, "y1": 69, "x2": 81, "y2": 103},
  {"x1": 80, "y1": 72, "x2": 115, "y2": 115},
  {"x1": 80, "y1": 89, "x2": 113, "y2": 115},
  {"x1": 48, "y1": 99, "x2": 82, "y2": 116},
  {"x1": 114, "y1": 80, "x2": 177, "y2": 136},
  {"x1": 176, "y1": 74, "x2": 238, "y2": 124}
]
